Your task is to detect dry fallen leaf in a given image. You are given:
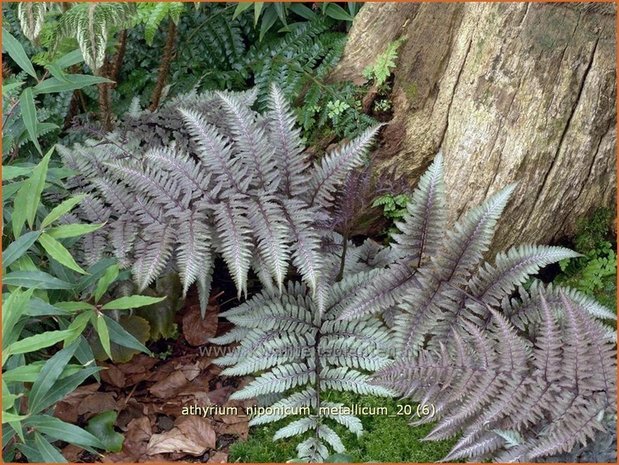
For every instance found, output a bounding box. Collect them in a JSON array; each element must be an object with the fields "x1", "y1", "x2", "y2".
[
  {"x1": 121, "y1": 416, "x2": 153, "y2": 460},
  {"x1": 54, "y1": 384, "x2": 101, "y2": 423},
  {"x1": 148, "y1": 371, "x2": 189, "y2": 398},
  {"x1": 146, "y1": 416, "x2": 216, "y2": 456},
  {"x1": 182, "y1": 304, "x2": 218, "y2": 346}
]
